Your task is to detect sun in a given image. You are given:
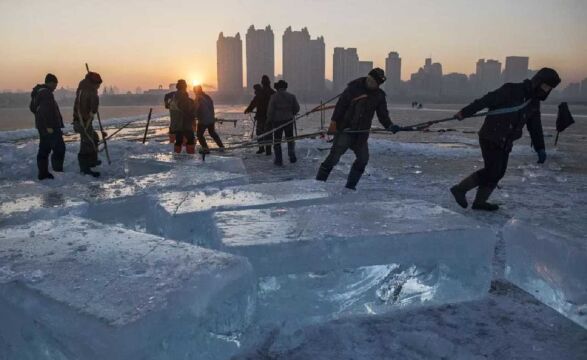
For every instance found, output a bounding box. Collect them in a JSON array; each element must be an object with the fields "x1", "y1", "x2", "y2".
[{"x1": 191, "y1": 79, "x2": 201, "y2": 87}]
